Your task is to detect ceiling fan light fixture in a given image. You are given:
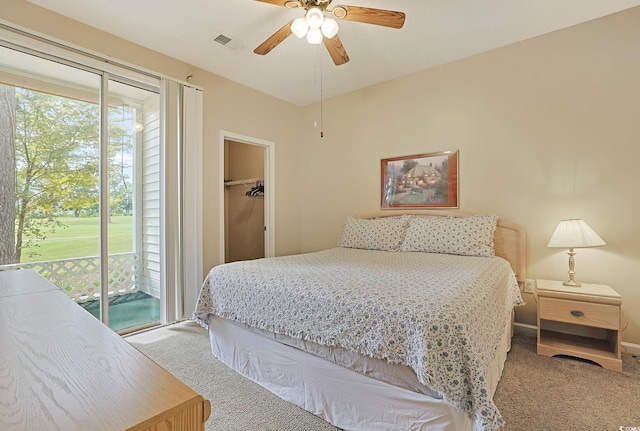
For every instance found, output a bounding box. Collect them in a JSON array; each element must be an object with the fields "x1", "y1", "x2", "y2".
[
  {"x1": 306, "y1": 28, "x2": 323, "y2": 44},
  {"x1": 321, "y1": 18, "x2": 339, "y2": 38},
  {"x1": 305, "y1": 7, "x2": 324, "y2": 29},
  {"x1": 291, "y1": 17, "x2": 309, "y2": 38},
  {"x1": 254, "y1": 1, "x2": 405, "y2": 66}
]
